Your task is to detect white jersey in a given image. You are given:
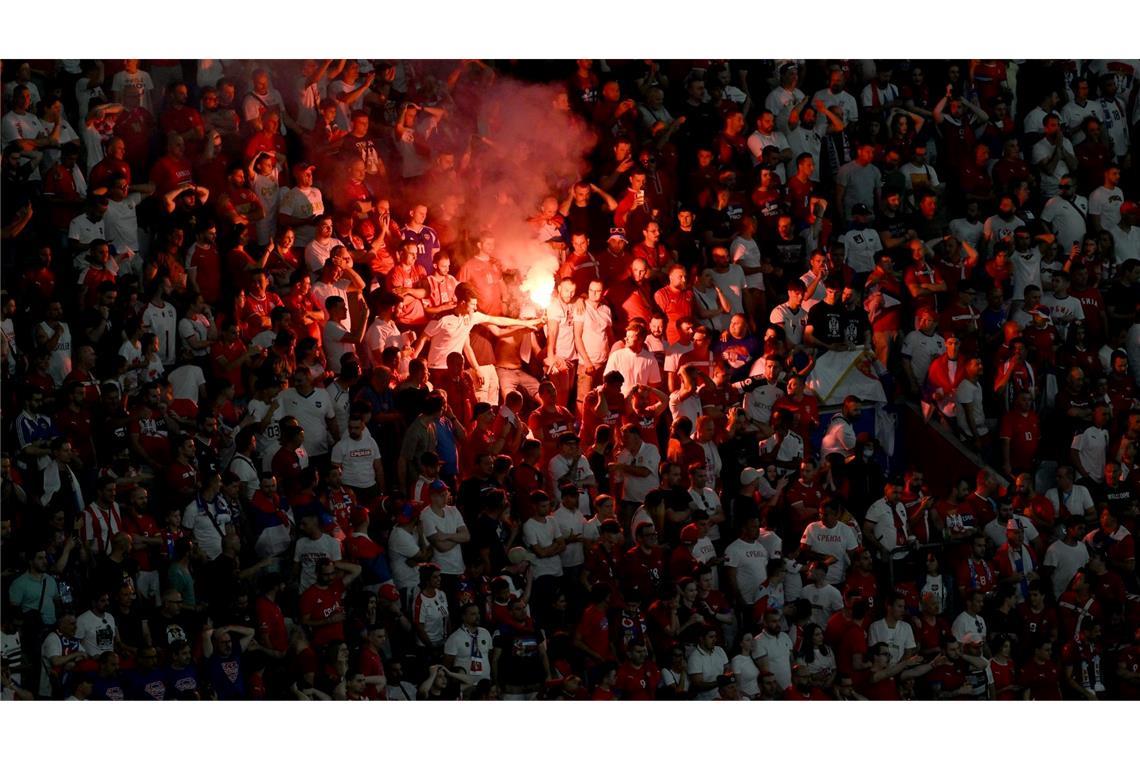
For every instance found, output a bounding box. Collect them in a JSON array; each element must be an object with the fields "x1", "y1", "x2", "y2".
[
  {"x1": 278, "y1": 386, "x2": 335, "y2": 456},
  {"x1": 724, "y1": 538, "x2": 769, "y2": 604},
  {"x1": 1088, "y1": 185, "x2": 1124, "y2": 231},
  {"x1": 245, "y1": 397, "x2": 285, "y2": 470},
  {"x1": 420, "y1": 505, "x2": 467, "y2": 575},
  {"x1": 443, "y1": 626, "x2": 493, "y2": 682},
  {"x1": 142, "y1": 301, "x2": 178, "y2": 365},
  {"x1": 838, "y1": 228, "x2": 883, "y2": 274},
  {"x1": 901, "y1": 330, "x2": 946, "y2": 387},
  {"x1": 769, "y1": 303, "x2": 808, "y2": 346},
  {"x1": 867, "y1": 619, "x2": 916, "y2": 664},
  {"x1": 37, "y1": 321, "x2": 72, "y2": 387}
]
